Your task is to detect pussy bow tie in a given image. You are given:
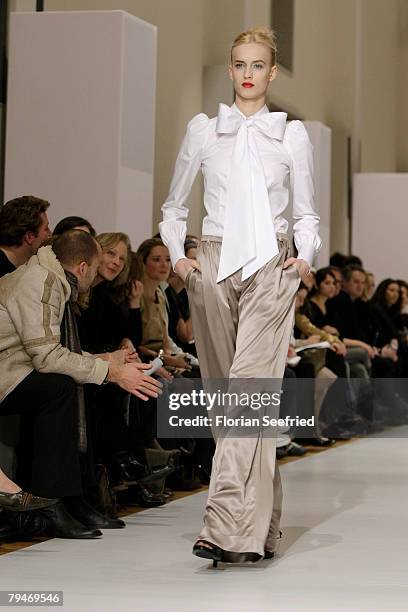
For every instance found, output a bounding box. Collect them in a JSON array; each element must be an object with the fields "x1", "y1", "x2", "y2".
[{"x1": 215, "y1": 103, "x2": 287, "y2": 282}]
